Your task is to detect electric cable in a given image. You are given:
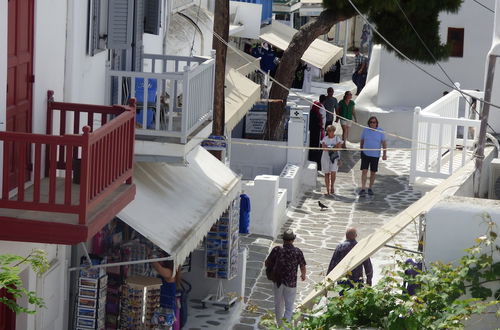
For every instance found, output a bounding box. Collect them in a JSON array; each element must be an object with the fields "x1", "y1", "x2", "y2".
[
  {"x1": 472, "y1": 0, "x2": 495, "y2": 13},
  {"x1": 189, "y1": 0, "x2": 202, "y2": 56},
  {"x1": 346, "y1": 0, "x2": 500, "y2": 111},
  {"x1": 393, "y1": 0, "x2": 498, "y2": 135}
]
